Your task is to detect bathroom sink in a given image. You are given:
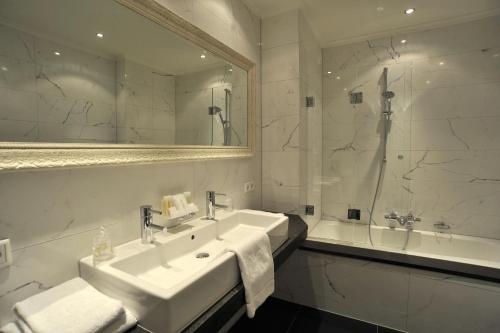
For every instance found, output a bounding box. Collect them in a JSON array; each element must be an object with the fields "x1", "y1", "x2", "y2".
[{"x1": 80, "y1": 209, "x2": 288, "y2": 333}]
